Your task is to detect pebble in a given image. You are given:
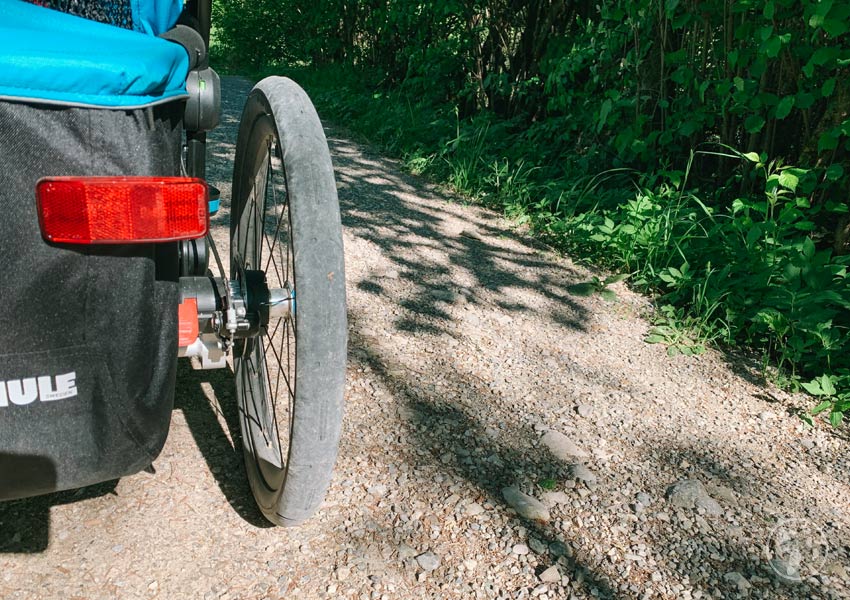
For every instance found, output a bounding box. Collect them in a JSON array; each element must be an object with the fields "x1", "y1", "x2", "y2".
[
  {"x1": 567, "y1": 463, "x2": 597, "y2": 486},
  {"x1": 539, "y1": 566, "x2": 560, "y2": 583},
  {"x1": 665, "y1": 479, "x2": 722, "y2": 515},
  {"x1": 549, "y1": 541, "x2": 569, "y2": 557},
  {"x1": 540, "y1": 430, "x2": 588, "y2": 460},
  {"x1": 502, "y1": 486, "x2": 551, "y2": 522},
  {"x1": 541, "y1": 491, "x2": 570, "y2": 508},
  {"x1": 528, "y1": 537, "x2": 548, "y2": 555},
  {"x1": 723, "y1": 571, "x2": 751, "y2": 590},
  {"x1": 769, "y1": 558, "x2": 801, "y2": 583},
  {"x1": 576, "y1": 404, "x2": 593, "y2": 418},
  {"x1": 415, "y1": 552, "x2": 440, "y2": 572},
  {"x1": 465, "y1": 502, "x2": 485, "y2": 516},
  {"x1": 512, "y1": 544, "x2": 530, "y2": 556}
]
